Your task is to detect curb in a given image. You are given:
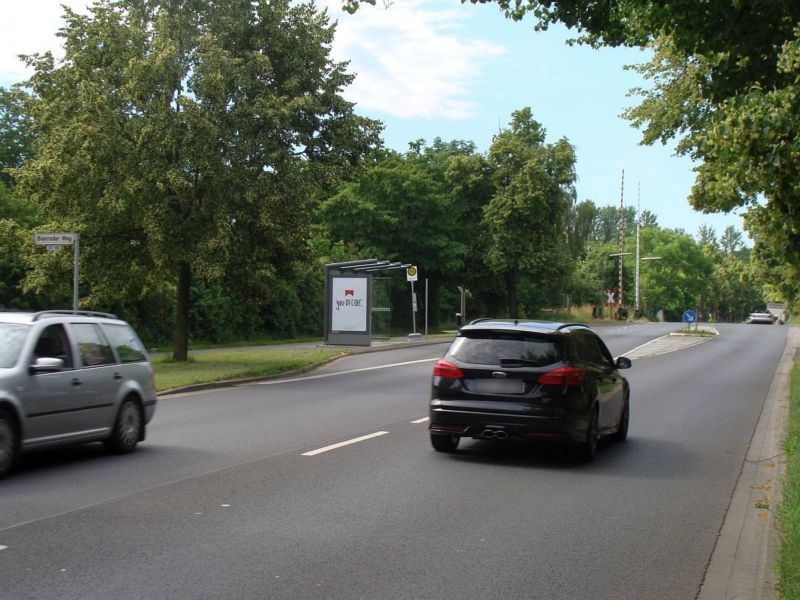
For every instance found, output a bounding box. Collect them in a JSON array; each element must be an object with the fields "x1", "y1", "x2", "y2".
[{"x1": 698, "y1": 326, "x2": 797, "y2": 599}]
